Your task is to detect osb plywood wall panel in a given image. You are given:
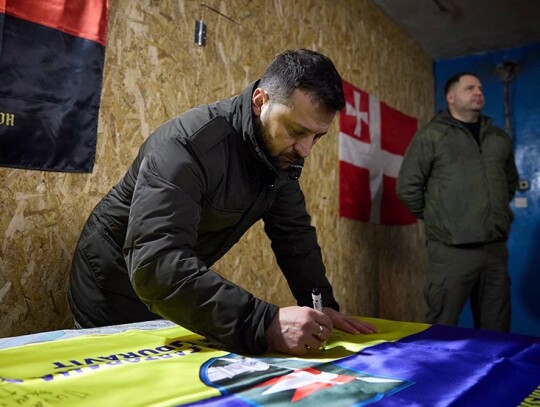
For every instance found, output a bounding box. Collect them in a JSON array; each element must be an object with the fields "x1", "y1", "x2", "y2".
[{"x1": 0, "y1": 0, "x2": 433, "y2": 337}]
